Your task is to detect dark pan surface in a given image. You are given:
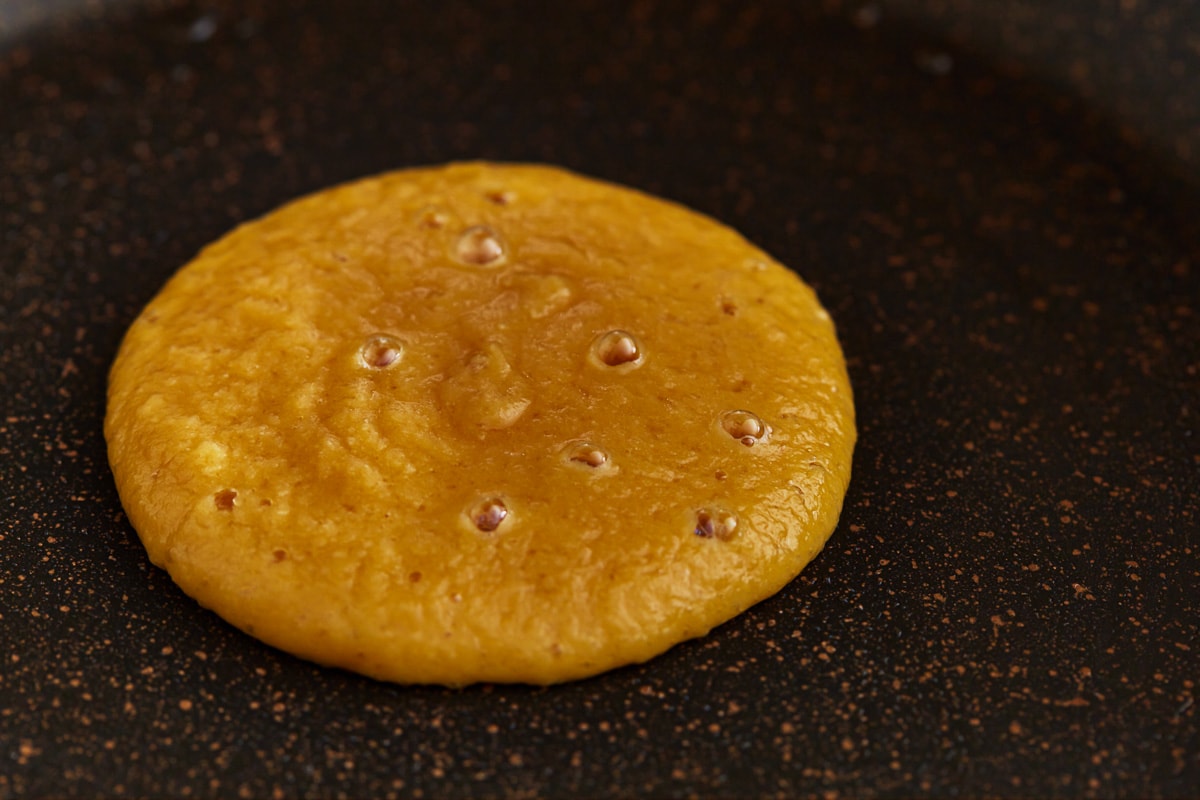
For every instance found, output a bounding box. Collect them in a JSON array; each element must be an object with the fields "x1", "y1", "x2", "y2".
[{"x1": 2, "y1": 1, "x2": 1198, "y2": 796}]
